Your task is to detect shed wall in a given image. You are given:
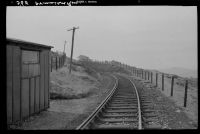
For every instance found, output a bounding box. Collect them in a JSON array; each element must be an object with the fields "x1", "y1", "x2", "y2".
[{"x1": 7, "y1": 42, "x2": 51, "y2": 124}]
